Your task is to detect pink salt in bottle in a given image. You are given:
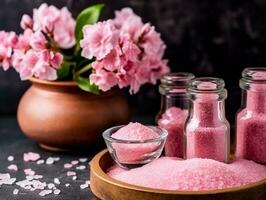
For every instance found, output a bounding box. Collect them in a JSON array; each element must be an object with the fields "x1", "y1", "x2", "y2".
[
  {"x1": 236, "y1": 68, "x2": 266, "y2": 163},
  {"x1": 157, "y1": 72, "x2": 195, "y2": 157},
  {"x1": 185, "y1": 77, "x2": 230, "y2": 162}
]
